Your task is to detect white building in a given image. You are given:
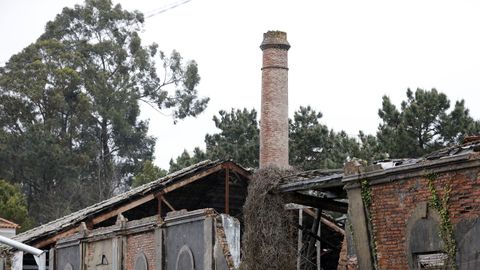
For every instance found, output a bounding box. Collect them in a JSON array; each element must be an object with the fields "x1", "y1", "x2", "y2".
[{"x1": 0, "y1": 217, "x2": 19, "y2": 238}]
